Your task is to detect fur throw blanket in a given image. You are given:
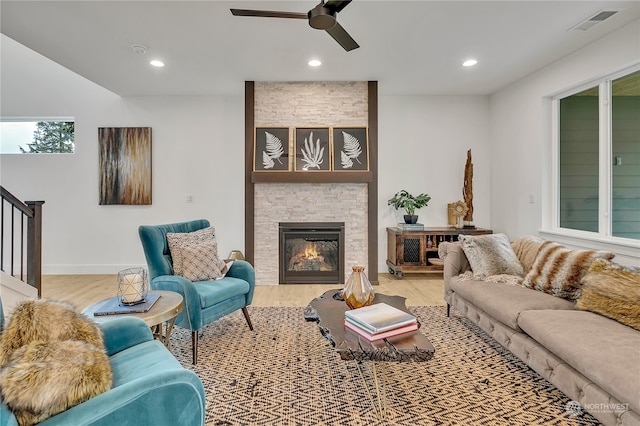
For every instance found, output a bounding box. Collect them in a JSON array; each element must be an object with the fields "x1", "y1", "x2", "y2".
[{"x1": 0, "y1": 300, "x2": 112, "y2": 426}]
